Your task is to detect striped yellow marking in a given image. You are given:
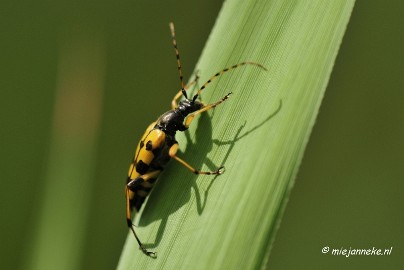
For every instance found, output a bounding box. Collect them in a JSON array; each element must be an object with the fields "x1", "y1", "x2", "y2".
[{"x1": 129, "y1": 128, "x2": 166, "y2": 179}]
